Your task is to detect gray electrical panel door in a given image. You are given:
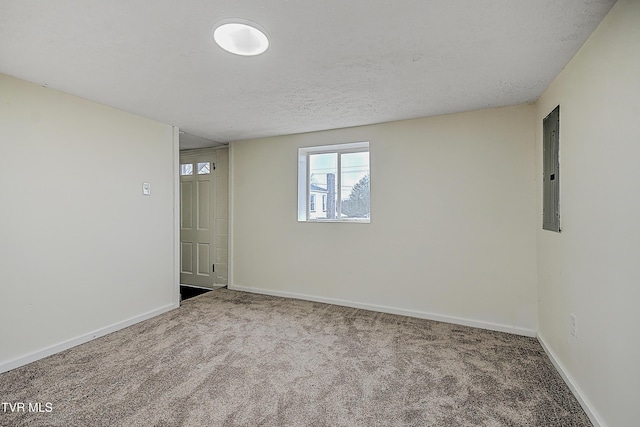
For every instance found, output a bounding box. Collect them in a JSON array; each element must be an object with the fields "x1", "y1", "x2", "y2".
[{"x1": 543, "y1": 106, "x2": 560, "y2": 232}]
